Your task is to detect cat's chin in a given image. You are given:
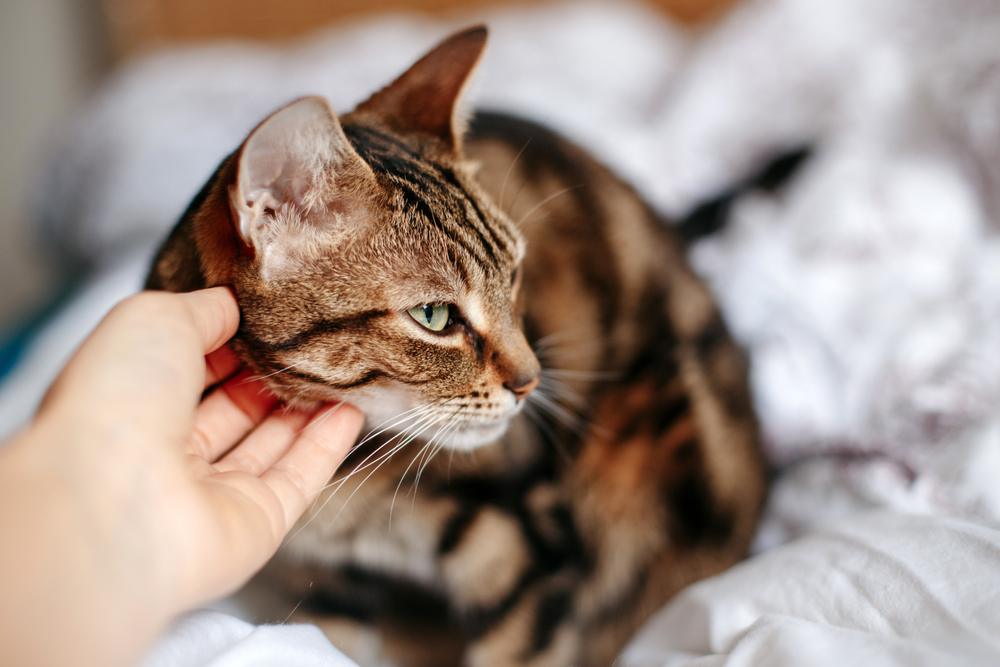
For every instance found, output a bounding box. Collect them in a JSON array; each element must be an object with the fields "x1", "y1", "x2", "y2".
[{"x1": 437, "y1": 419, "x2": 512, "y2": 451}]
